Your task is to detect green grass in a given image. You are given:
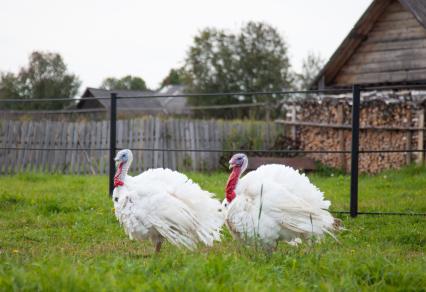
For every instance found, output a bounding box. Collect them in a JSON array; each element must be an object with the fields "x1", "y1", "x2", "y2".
[{"x1": 0, "y1": 166, "x2": 425, "y2": 291}]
